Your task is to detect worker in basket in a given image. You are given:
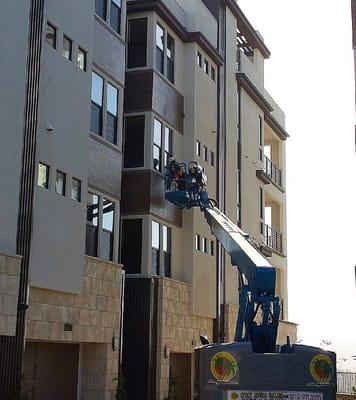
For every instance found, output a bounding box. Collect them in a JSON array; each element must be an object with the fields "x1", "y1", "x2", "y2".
[
  {"x1": 188, "y1": 161, "x2": 207, "y2": 191},
  {"x1": 167, "y1": 157, "x2": 186, "y2": 190}
]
